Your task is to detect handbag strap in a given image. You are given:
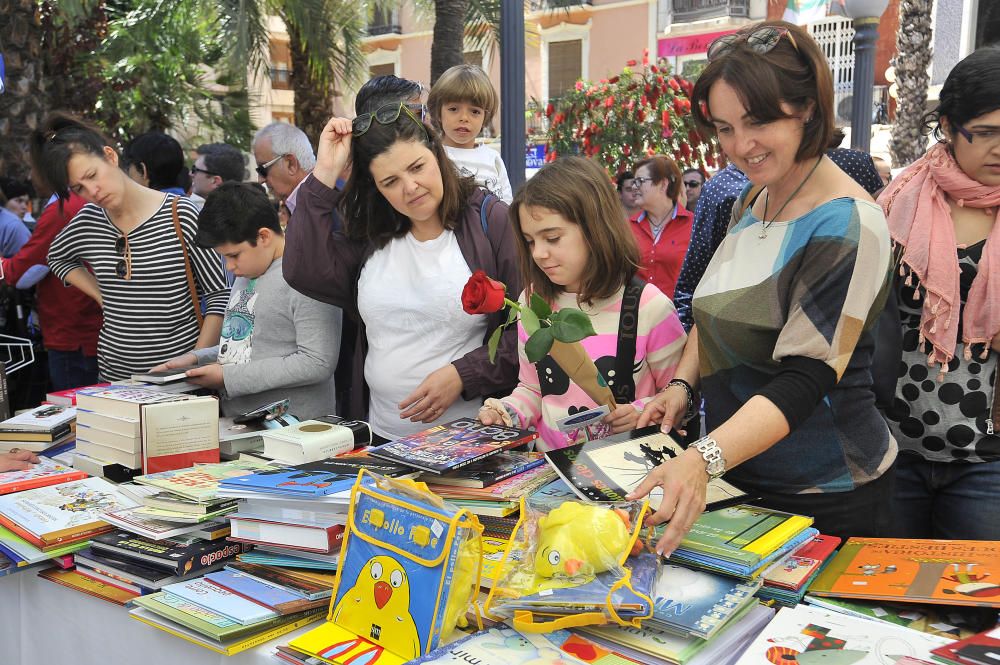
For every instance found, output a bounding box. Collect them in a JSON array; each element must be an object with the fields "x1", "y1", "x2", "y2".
[
  {"x1": 170, "y1": 197, "x2": 204, "y2": 329},
  {"x1": 613, "y1": 275, "x2": 646, "y2": 405}
]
